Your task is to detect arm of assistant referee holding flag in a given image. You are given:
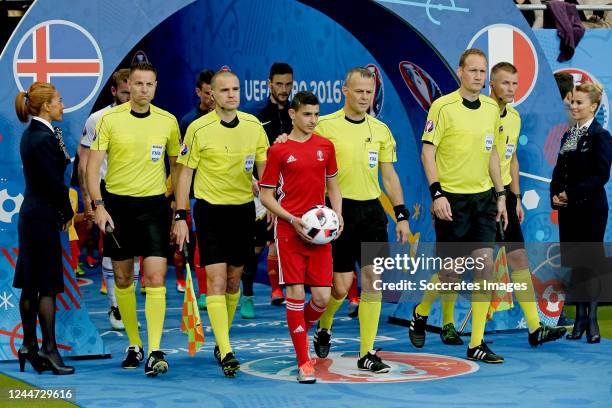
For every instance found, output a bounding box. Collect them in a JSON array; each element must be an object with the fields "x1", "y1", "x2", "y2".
[
  {"x1": 173, "y1": 164, "x2": 194, "y2": 251},
  {"x1": 87, "y1": 149, "x2": 115, "y2": 231},
  {"x1": 489, "y1": 145, "x2": 508, "y2": 230}
]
